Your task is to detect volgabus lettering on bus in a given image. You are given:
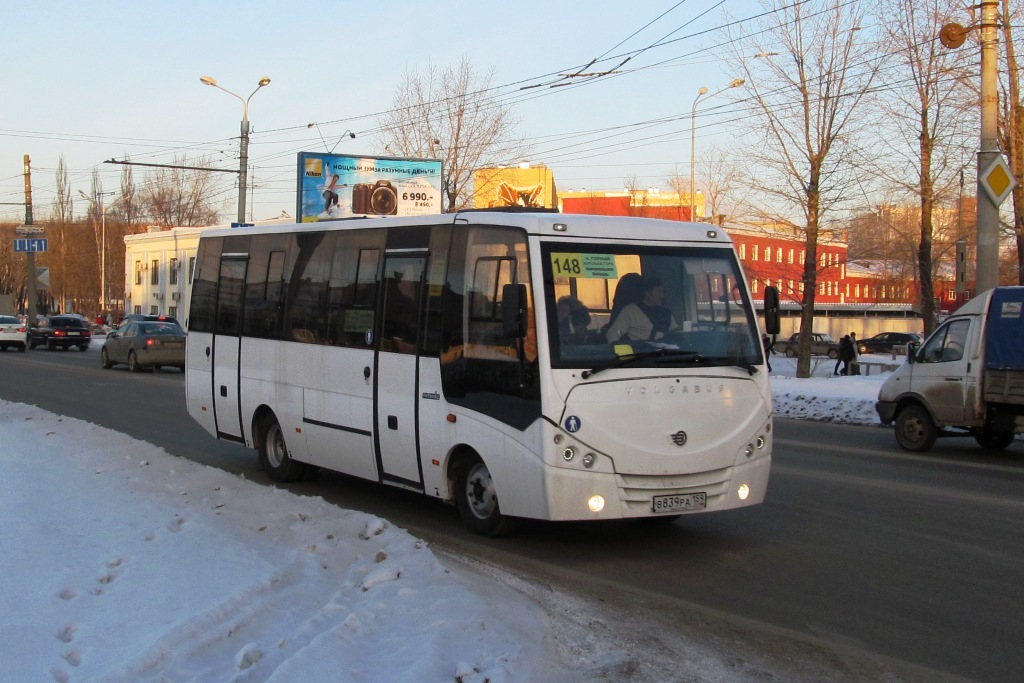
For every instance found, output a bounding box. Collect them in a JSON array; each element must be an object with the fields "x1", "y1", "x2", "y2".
[{"x1": 625, "y1": 382, "x2": 725, "y2": 396}]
